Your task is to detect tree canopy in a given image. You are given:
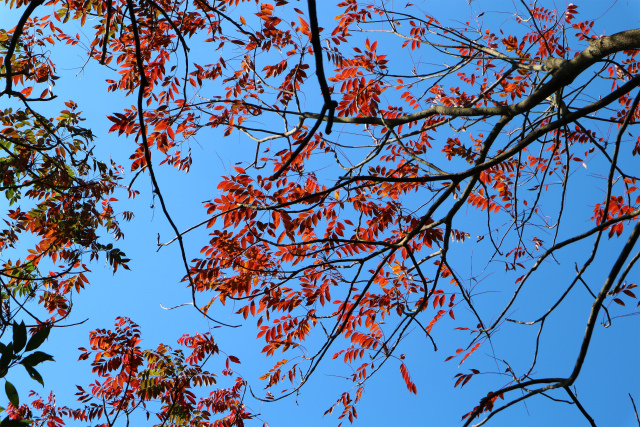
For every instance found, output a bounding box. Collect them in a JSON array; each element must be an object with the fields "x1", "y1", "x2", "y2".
[{"x1": 0, "y1": 0, "x2": 639, "y2": 425}]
